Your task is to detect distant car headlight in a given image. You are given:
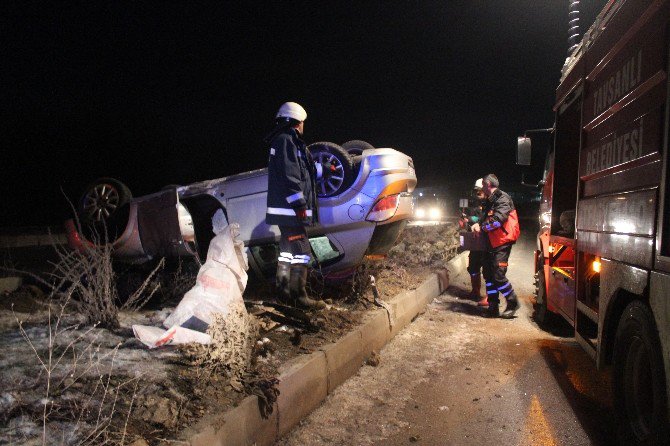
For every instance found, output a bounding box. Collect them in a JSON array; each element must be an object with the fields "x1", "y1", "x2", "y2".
[
  {"x1": 429, "y1": 208, "x2": 441, "y2": 219},
  {"x1": 367, "y1": 195, "x2": 399, "y2": 222},
  {"x1": 415, "y1": 208, "x2": 426, "y2": 219}
]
